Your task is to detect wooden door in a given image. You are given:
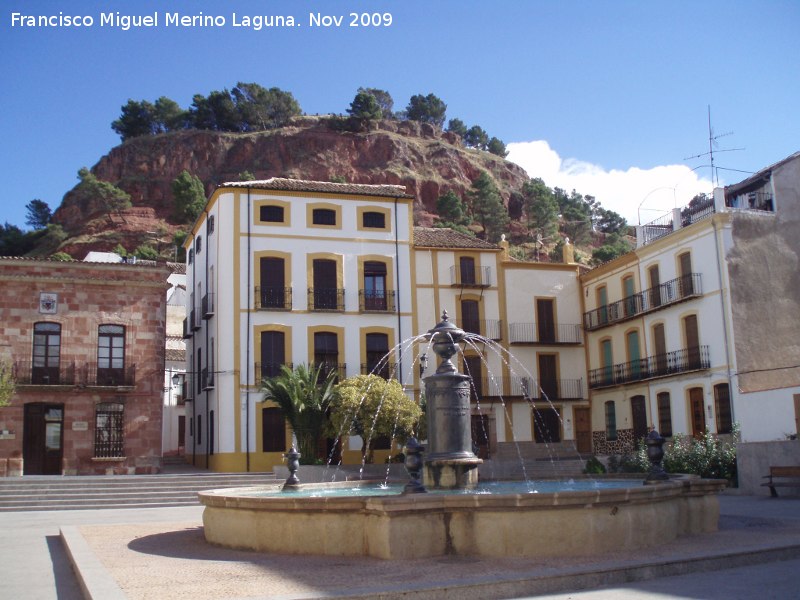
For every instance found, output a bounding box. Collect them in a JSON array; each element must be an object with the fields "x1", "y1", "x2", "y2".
[
  {"x1": 23, "y1": 403, "x2": 63, "y2": 475},
  {"x1": 538, "y1": 354, "x2": 558, "y2": 400},
  {"x1": 459, "y1": 256, "x2": 476, "y2": 285},
  {"x1": 533, "y1": 407, "x2": 561, "y2": 443},
  {"x1": 461, "y1": 299, "x2": 481, "y2": 336},
  {"x1": 536, "y1": 299, "x2": 556, "y2": 343},
  {"x1": 689, "y1": 387, "x2": 706, "y2": 438},
  {"x1": 631, "y1": 395, "x2": 648, "y2": 442},
  {"x1": 178, "y1": 415, "x2": 186, "y2": 449},
  {"x1": 259, "y1": 257, "x2": 286, "y2": 308},
  {"x1": 679, "y1": 252, "x2": 694, "y2": 295},
  {"x1": 648, "y1": 265, "x2": 661, "y2": 308},
  {"x1": 626, "y1": 331, "x2": 641, "y2": 380},
  {"x1": 312, "y1": 259, "x2": 337, "y2": 309},
  {"x1": 260, "y1": 331, "x2": 285, "y2": 380},
  {"x1": 653, "y1": 323, "x2": 667, "y2": 375},
  {"x1": 573, "y1": 407, "x2": 592, "y2": 454},
  {"x1": 684, "y1": 314, "x2": 701, "y2": 369}
]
